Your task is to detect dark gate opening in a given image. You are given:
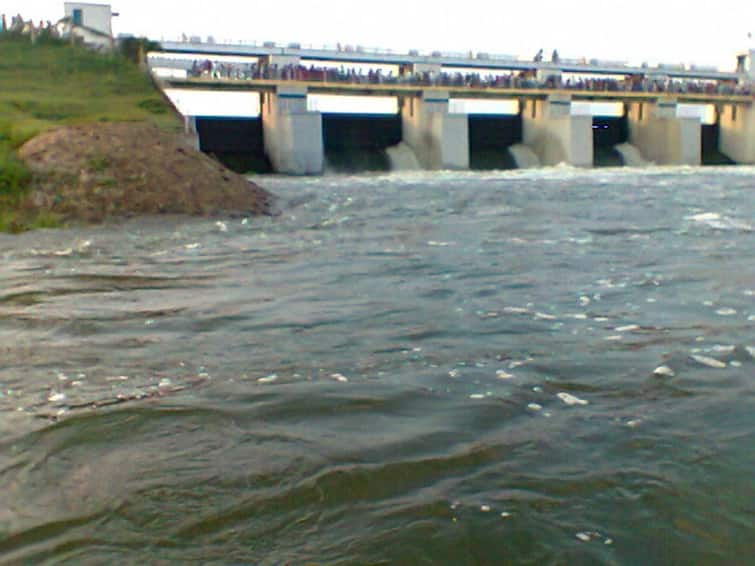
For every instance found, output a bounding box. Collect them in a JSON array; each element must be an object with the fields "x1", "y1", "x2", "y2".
[
  {"x1": 592, "y1": 115, "x2": 628, "y2": 166},
  {"x1": 195, "y1": 117, "x2": 272, "y2": 173},
  {"x1": 701, "y1": 124, "x2": 735, "y2": 165},
  {"x1": 322, "y1": 114, "x2": 402, "y2": 172},
  {"x1": 468, "y1": 115, "x2": 522, "y2": 170}
]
